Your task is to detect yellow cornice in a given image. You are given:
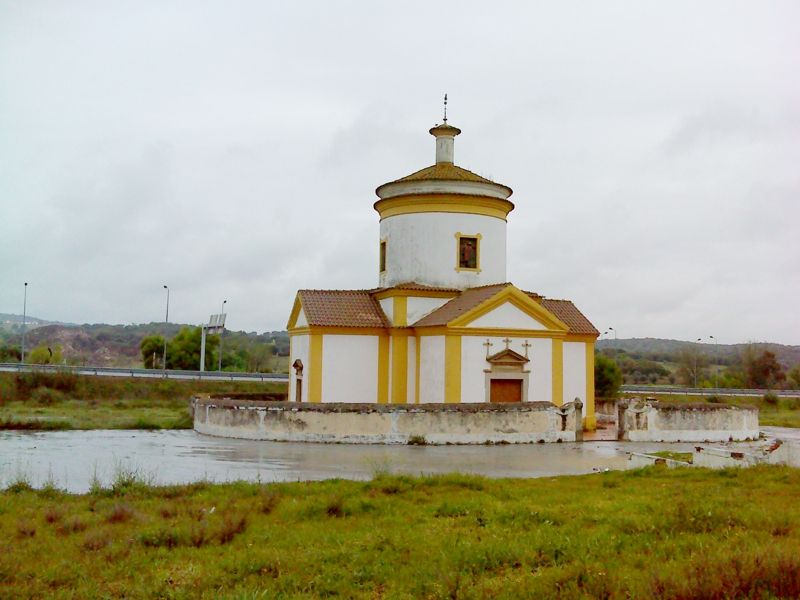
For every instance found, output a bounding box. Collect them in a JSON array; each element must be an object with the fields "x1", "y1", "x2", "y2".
[
  {"x1": 565, "y1": 334, "x2": 600, "y2": 343},
  {"x1": 449, "y1": 285, "x2": 570, "y2": 332},
  {"x1": 374, "y1": 194, "x2": 514, "y2": 221},
  {"x1": 286, "y1": 295, "x2": 303, "y2": 330},
  {"x1": 415, "y1": 326, "x2": 568, "y2": 338}
]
